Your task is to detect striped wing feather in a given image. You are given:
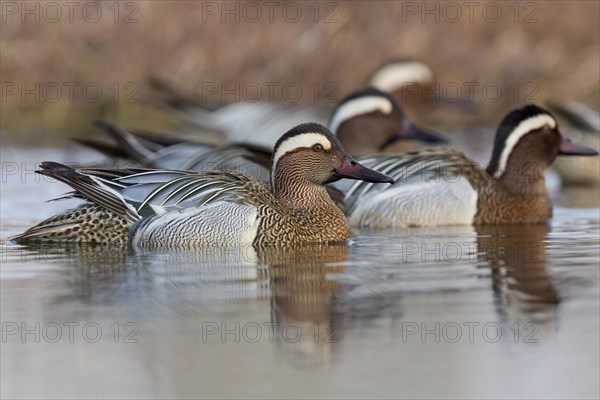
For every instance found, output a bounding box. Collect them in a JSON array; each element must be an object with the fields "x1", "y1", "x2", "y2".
[
  {"x1": 38, "y1": 163, "x2": 273, "y2": 218},
  {"x1": 130, "y1": 170, "x2": 274, "y2": 213},
  {"x1": 341, "y1": 149, "x2": 489, "y2": 214}
]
